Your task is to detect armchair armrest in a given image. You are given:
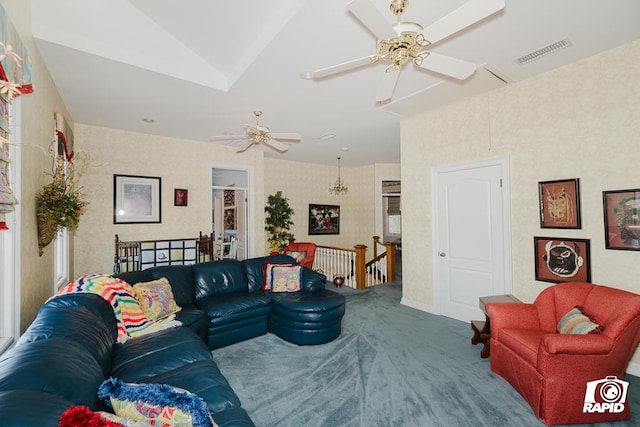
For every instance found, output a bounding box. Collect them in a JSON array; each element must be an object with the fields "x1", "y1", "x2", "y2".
[
  {"x1": 540, "y1": 333, "x2": 613, "y2": 356},
  {"x1": 486, "y1": 303, "x2": 541, "y2": 339}
]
